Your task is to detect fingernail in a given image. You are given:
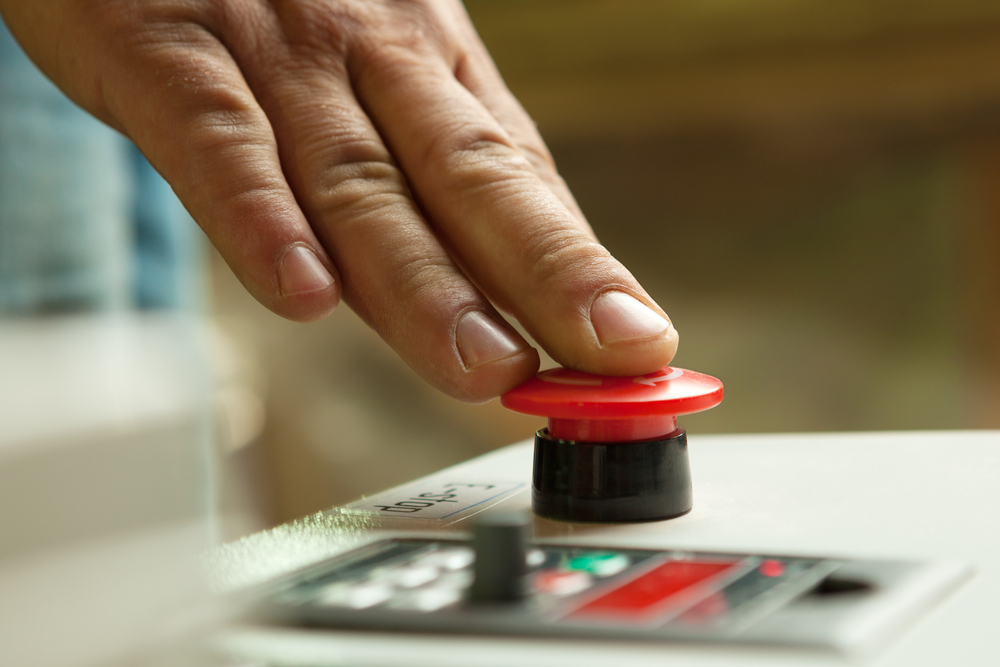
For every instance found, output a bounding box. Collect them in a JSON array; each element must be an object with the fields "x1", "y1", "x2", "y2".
[
  {"x1": 278, "y1": 245, "x2": 334, "y2": 296},
  {"x1": 456, "y1": 311, "x2": 526, "y2": 370},
  {"x1": 591, "y1": 291, "x2": 670, "y2": 346}
]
